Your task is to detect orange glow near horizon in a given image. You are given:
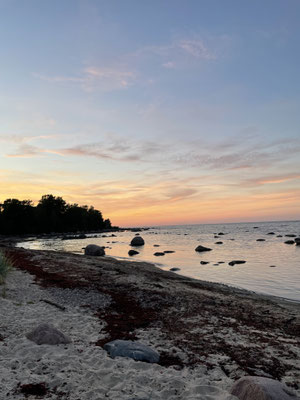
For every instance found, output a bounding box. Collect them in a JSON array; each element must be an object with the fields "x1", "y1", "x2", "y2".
[{"x1": 1, "y1": 178, "x2": 299, "y2": 227}]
